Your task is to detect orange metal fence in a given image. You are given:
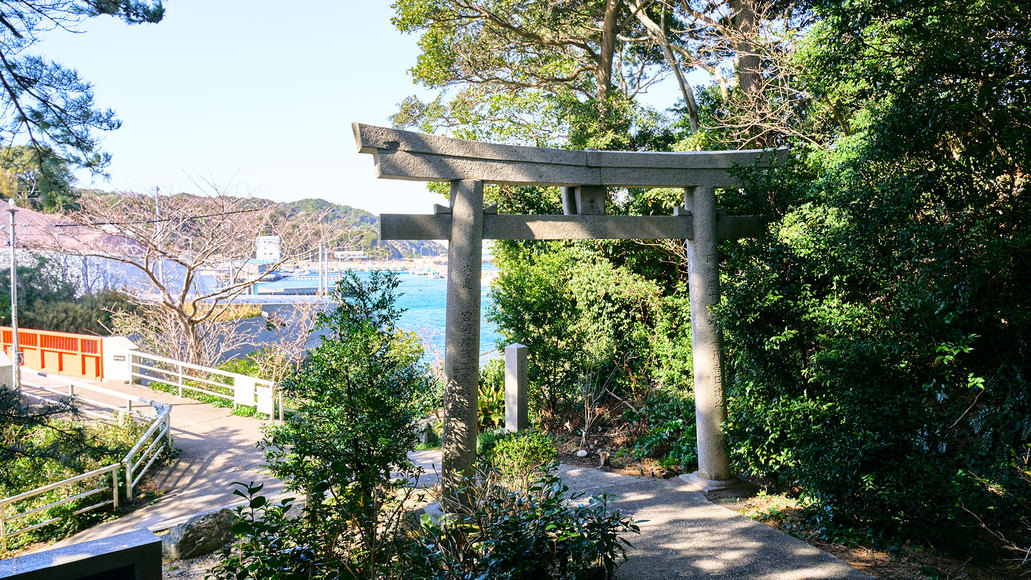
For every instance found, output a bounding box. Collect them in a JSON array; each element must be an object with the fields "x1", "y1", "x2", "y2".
[{"x1": 0, "y1": 327, "x2": 103, "y2": 380}]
